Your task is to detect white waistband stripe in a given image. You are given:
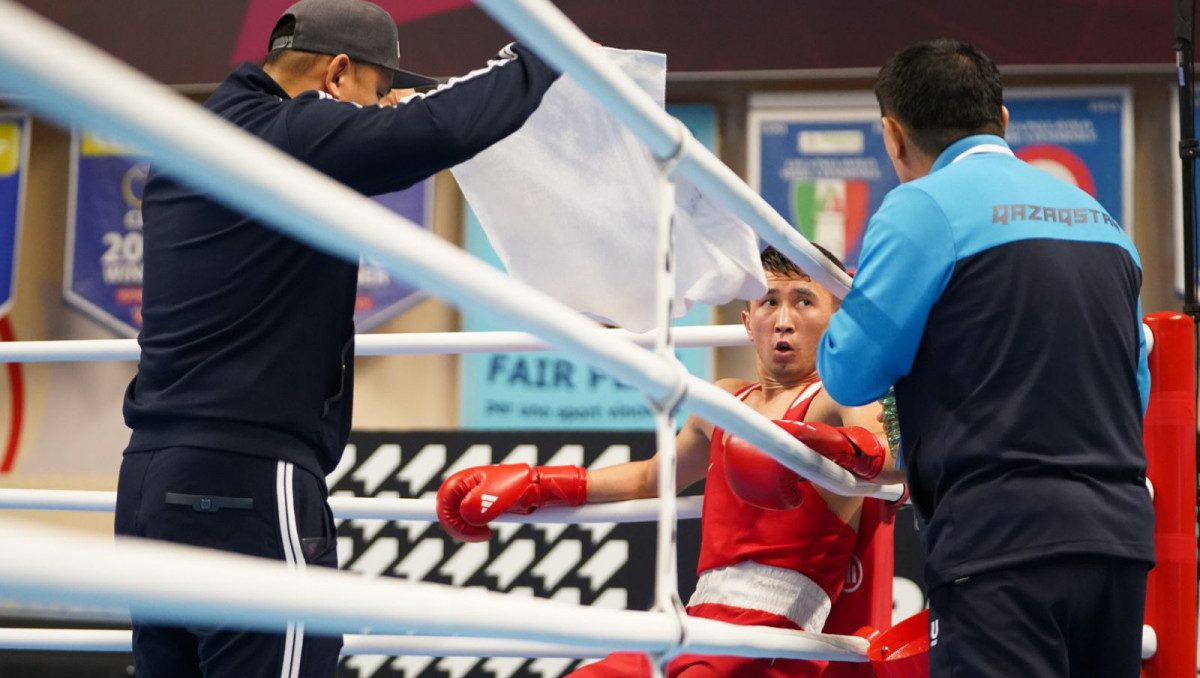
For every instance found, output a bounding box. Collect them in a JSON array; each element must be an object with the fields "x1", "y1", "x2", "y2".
[{"x1": 687, "y1": 561, "x2": 832, "y2": 632}]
